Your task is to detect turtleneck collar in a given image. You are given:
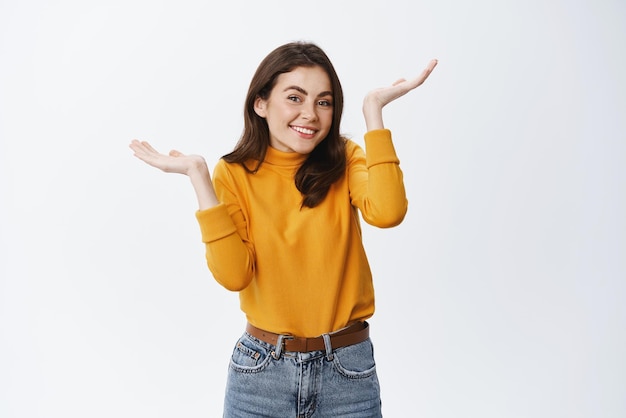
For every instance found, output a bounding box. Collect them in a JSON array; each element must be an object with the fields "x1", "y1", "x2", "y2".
[{"x1": 264, "y1": 145, "x2": 308, "y2": 167}]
